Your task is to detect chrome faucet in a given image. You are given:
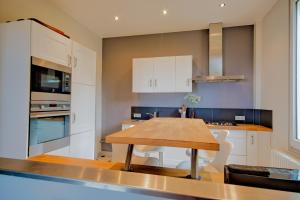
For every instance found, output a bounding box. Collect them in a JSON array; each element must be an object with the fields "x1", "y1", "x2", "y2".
[{"x1": 146, "y1": 111, "x2": 158, "y2": 118}]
